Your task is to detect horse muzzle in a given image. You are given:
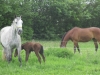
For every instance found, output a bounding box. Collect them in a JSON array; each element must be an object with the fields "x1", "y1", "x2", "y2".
[
  {"x1": 60, "y1": 45, "x2": 66, "y2": 47},
  {"x1": 18, "y1": 29, "x2": 23, "y2": 35}
]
